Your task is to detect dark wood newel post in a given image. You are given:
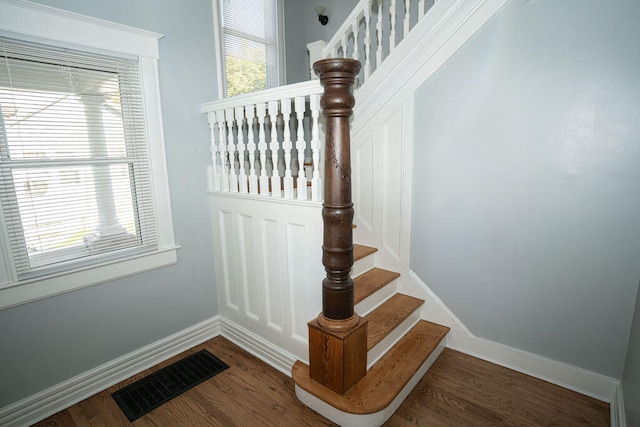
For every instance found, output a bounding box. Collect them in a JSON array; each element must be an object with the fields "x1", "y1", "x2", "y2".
[
  {"x1": 307, "y1": 58, "x2": 366, "y2": 395},
  {"x1": 314, "y1": 57, "x2": 362, "y2": 331}
]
